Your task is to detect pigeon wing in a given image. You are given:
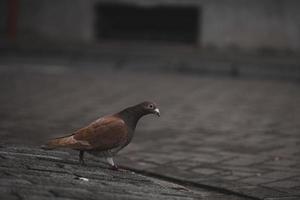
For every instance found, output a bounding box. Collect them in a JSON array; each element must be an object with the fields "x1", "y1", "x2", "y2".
[{"x1": 69, "y1": 116, "x2": 128, "y2": 151}]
